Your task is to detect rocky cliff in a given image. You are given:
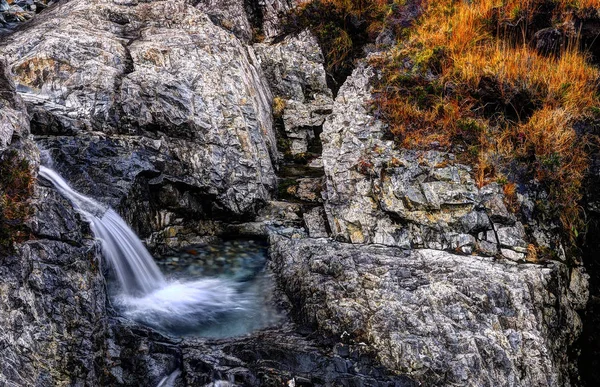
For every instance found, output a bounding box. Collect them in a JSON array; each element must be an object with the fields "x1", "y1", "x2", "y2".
[{"x1": 0, "y1": 0, "x2": 593, "y2": 386}]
